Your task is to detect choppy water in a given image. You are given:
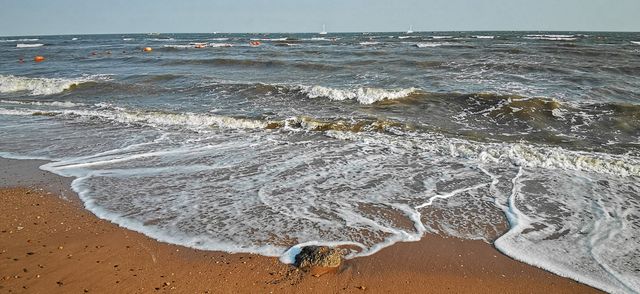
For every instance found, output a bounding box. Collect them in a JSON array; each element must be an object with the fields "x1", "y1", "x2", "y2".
[{"x1": 1, "y1": 32, "x2": 639, "y2": 293}]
